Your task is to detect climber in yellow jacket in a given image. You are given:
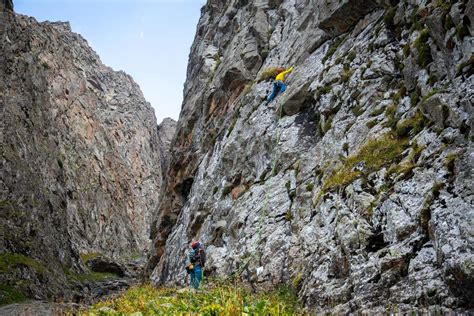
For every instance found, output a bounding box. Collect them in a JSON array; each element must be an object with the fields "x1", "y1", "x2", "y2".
[{"x1": 267, "y1": 66, "x2": 294, "y2": 102}]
